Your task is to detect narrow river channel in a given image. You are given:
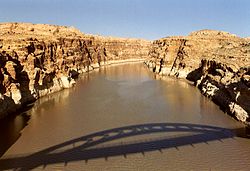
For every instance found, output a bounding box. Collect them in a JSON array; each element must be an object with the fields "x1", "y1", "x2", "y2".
[{"x1": 0, "y1": 63, "x2": 250, "y2": 170}]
